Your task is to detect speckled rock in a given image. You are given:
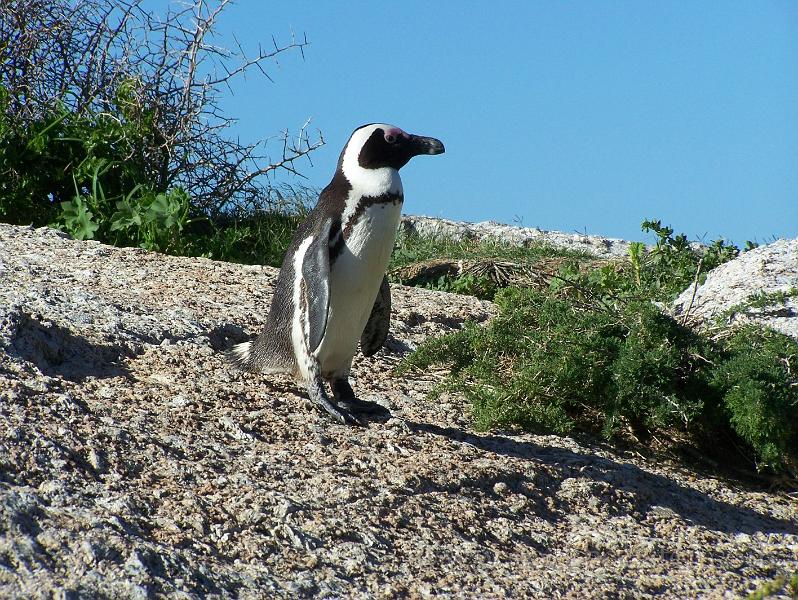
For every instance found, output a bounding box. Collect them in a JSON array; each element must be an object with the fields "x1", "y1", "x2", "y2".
[
  {"x1": 673, "y1": 238, "x2": 798, "y2": 340},
  {"x1": 400, "y1": 215, "x2": 639, "y2": 257},
  {"x1": 1, "y1": 223, "x2": 796, "y2": 599}
]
